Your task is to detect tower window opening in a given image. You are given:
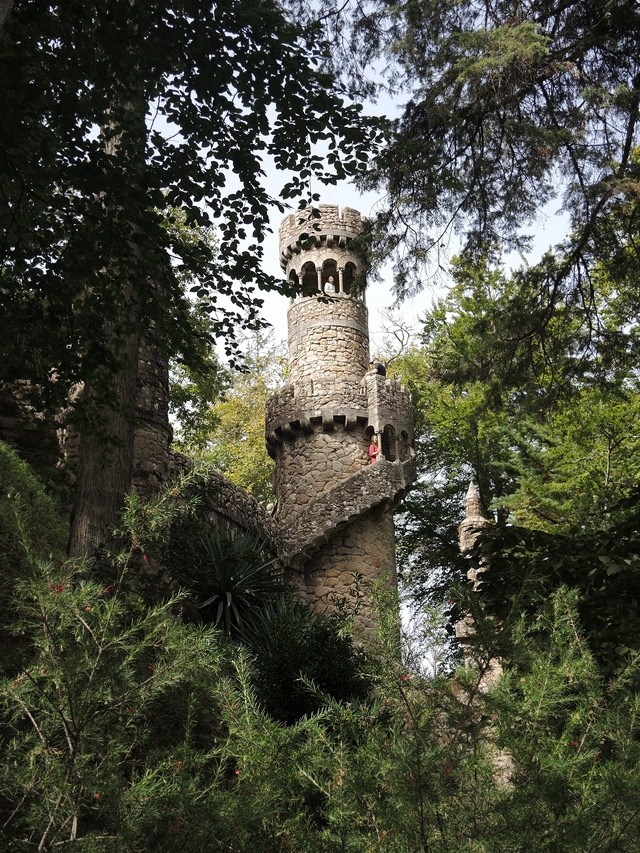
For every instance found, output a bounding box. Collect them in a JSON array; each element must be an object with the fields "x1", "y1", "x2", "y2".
[
  {"x1": 344, "y1": 262, "x2": 358, "y2": 295},
  {"x1": 322, "y1": 259, "x2": 339, "y2": 293},
  {"x1": 301, "y1": 262, "x2": 318, "y2": 297},
  {"x1": 400, "y1": 430, "x2": 411, "y2": 461},
  {"x1": 382, "y1": 425, "x2": 398, "y2": 462}
]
